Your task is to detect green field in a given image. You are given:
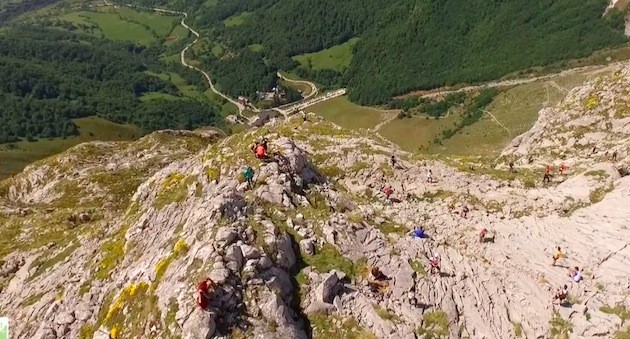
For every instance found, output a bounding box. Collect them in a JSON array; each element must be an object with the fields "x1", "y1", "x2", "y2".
[
  {"x1": 280, "y1": 79, "x2": 313, "y2": 97},
  {"x1": 433, "y1": 67, "x2": 615, "y2": 157},
  {"x1": 58, "y1": 7, "x2": 178, "y2": 46},
  {"x1": 223, "y1": 12, "x2": 252, "y2": 27},
  {"x1": 0, "y1": 117, "x2": 141, "y2": 180},
  {"x1": 164, "y1": 24, "x2": 189, "y2": 46},
  {"x1": 294, "y1": 38, "x2": 360, "y2": 72},
  {"x1": 308, "y1": 95, "x2": 384, "y2": 130},
  {"x1": 379, "y1": 113, "x2": 463, "y2": 152}
]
